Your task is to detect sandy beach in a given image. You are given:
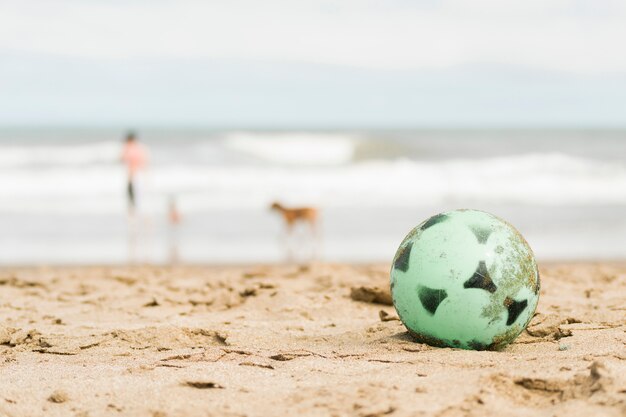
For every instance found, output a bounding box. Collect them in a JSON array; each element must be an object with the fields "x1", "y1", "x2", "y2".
[{"x1": 0, "y1": 262, "x2": 624, "y2": 417}]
